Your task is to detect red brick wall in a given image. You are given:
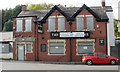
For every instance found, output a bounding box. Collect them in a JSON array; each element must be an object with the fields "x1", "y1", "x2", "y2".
[
  {"x1": 13, "y1": 9, "x2": 107, "y2": 62},
  {"x1": 37, "y1": 10, "x2": 107, "y2": 62},
  {"x1": 13, "y1": 17, "x2": 37, "y2": 61}
]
